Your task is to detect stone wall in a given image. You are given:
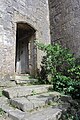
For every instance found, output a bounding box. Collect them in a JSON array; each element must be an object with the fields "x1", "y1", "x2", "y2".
[
  {"x1": 49, "y1": 0, "x2": 80, "y2": 57},
  {"x1": 0, "y1": 0, "x2": 50, "y2": 80}
]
